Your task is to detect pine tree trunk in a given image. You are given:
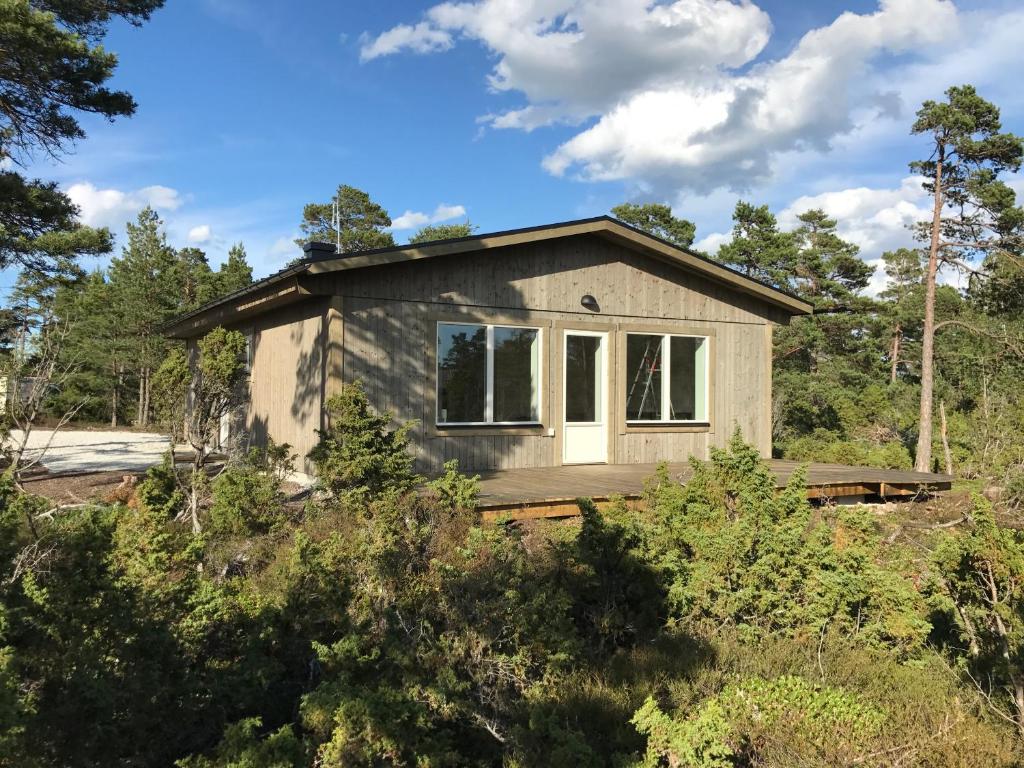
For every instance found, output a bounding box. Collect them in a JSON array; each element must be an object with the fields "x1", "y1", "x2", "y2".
[
  {"x1": 939, "y1": 399, "x2": 953, "y2": 475},
  {"x1": 137, "y1": 373, "x2": 145, "y2": 425},
  {"x1": 141, "y1": 368, "x2": 150, "y2": 428},
  {"x1": 915, "y1": 150, "x2": 944, "y2": 473},
  {"x1": 890, "y1": 326, "x2": 901, "y2": 383},
  {"x1": 111, "y1": 364, "x2": 120, "y2": 427}
]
